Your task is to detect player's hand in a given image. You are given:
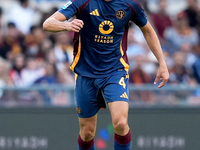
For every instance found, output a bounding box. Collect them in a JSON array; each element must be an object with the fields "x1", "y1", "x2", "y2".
[
  {"x1": 67, "y1": 19, "x2": 84, "y2": 32},
  {"x1": 154, "y1": 64, "x2": 169, "y2": 88}
]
